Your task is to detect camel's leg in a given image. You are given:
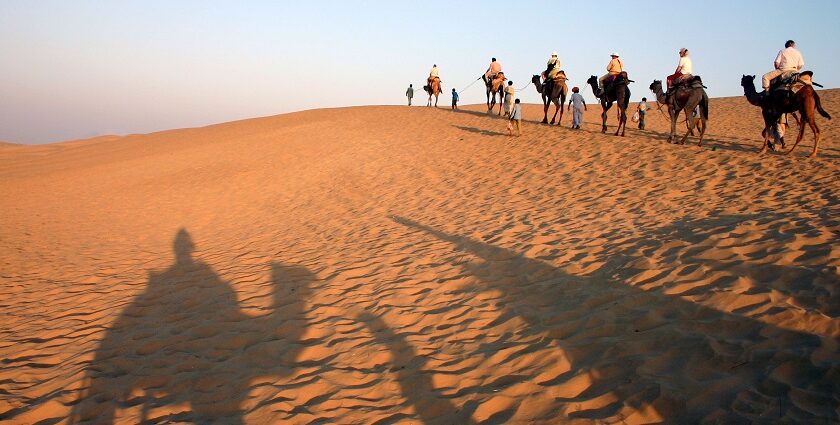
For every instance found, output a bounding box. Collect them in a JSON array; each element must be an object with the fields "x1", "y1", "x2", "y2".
[
  {"x1": 758, "y1": 125, "x2": 772, "y2": 154},
  {"x1": 785, "y1": 118, "x2": 807, "y2": 156},
  {"x1": 669, "y1": 109, "x2": 679, "y2": 143},
  {"x1": 616, "y1": 108, "x2": 626, "y2": 136},
  {"x1": 550, "y1": 99, "x2": 561, "y2": 124},
  {"x1": 601, "y1": 103, "x2": 610, "y2": 133},
  {"x1": 696, "y1": 117, "x2": 707, "y2": 147},
  {"x1": 809, "y1": 120, "x2": 821, "y2": 158},
  {"x1": 680, "y1": 112, "x2": 694, "y2": 145}
]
